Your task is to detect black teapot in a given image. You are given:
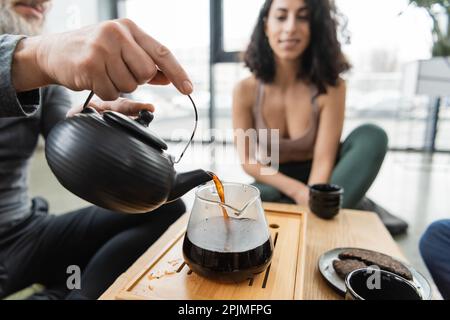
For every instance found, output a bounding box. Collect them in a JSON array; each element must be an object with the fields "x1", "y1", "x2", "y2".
[{"x1": 45, "y1": 104, "x2": 212, "y2": 214}]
